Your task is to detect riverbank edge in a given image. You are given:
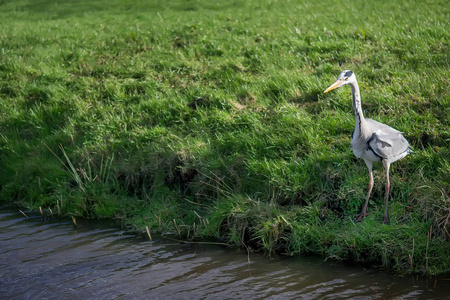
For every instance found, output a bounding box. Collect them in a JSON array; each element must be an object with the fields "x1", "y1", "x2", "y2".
[{"x1": 3, "y1": 187, "x2": 449, "y2": 277}]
